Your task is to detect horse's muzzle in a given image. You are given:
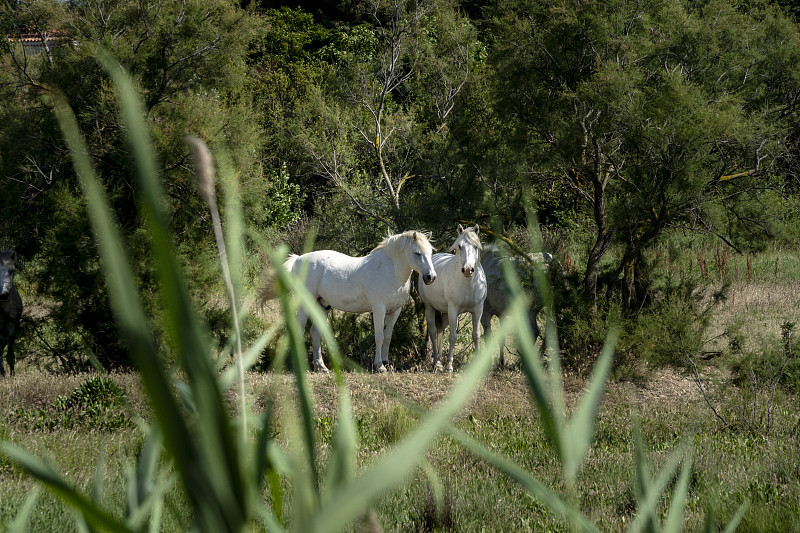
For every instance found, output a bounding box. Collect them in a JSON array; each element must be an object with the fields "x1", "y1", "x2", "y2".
[
  {"x1": 461, "y1": 267, "x2": 474, "y2": 277},
  {"x1": 423, "y1": 273, "x2": 436, "y2": 285}
]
